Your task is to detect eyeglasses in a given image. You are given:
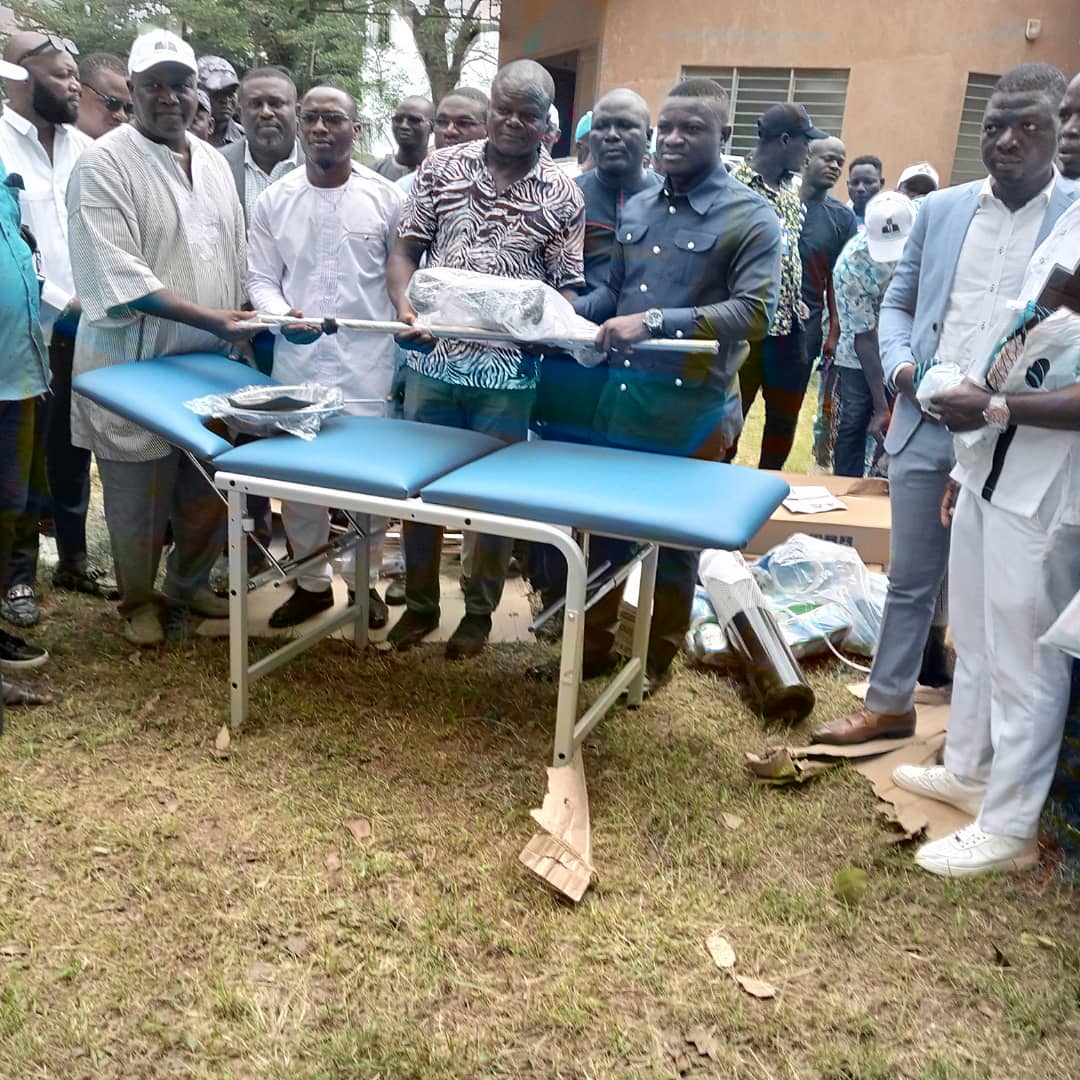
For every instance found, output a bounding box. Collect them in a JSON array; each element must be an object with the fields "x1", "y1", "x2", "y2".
[
  {"x1": 433, "y1": 117, "x2": 483, "y2": 131},
  {"x1": 16, "y1": 34, "x2": 79, "y2": 66},
  {"x1": 84, "y1": 83, "x2": 134, "y2": 116},
  {"x1": 298, "y1": 110, "x2": 353, "y2": 130}
]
